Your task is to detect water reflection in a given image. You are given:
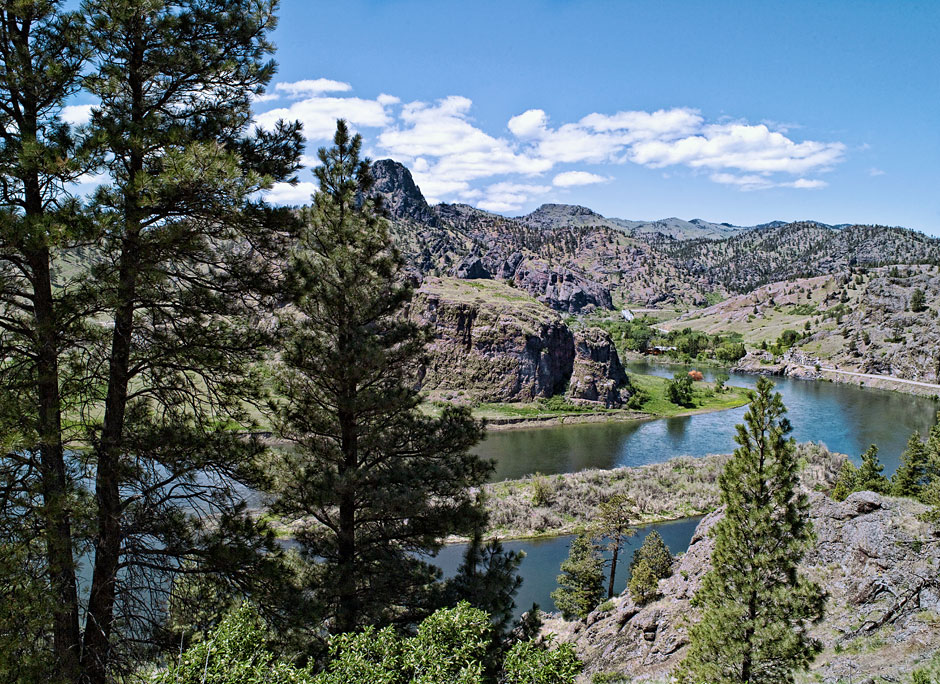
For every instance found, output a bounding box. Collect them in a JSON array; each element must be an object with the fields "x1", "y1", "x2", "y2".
[{"x1": 477, "y1": 361, "x2": 938, "y2": 480}]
